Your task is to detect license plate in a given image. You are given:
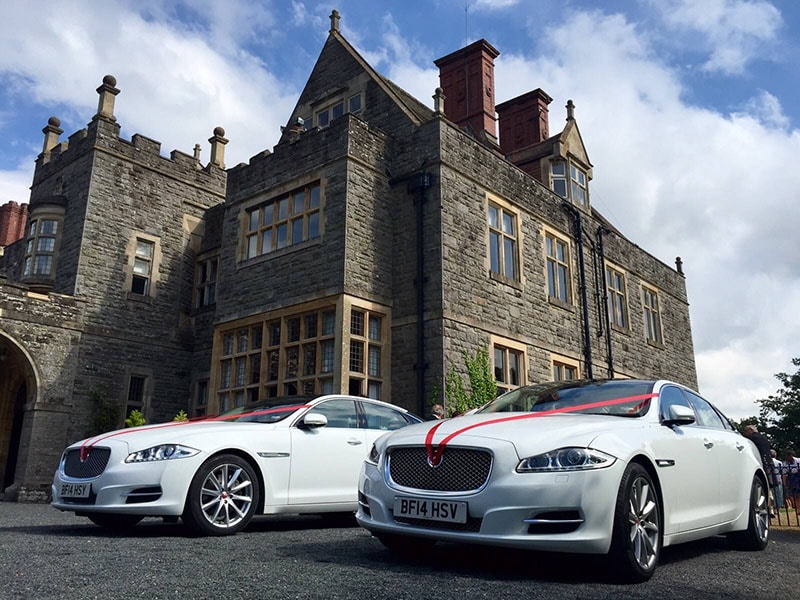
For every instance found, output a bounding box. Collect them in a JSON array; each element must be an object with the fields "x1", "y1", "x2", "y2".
[
  {"x1": 60, "y1": 482, "x2": 91, "y2": 498},
  {"x1": 394, "y1": 497, "x2": 467, "y2": 523}
]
